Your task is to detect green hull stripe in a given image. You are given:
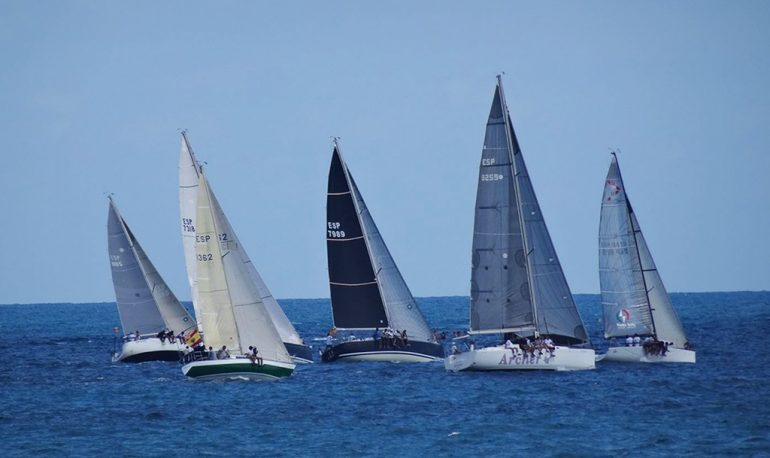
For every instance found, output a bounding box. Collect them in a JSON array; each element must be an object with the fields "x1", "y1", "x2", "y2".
[{"x1": 186, "y1": 362, "x2": 293, "y2": 379}]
